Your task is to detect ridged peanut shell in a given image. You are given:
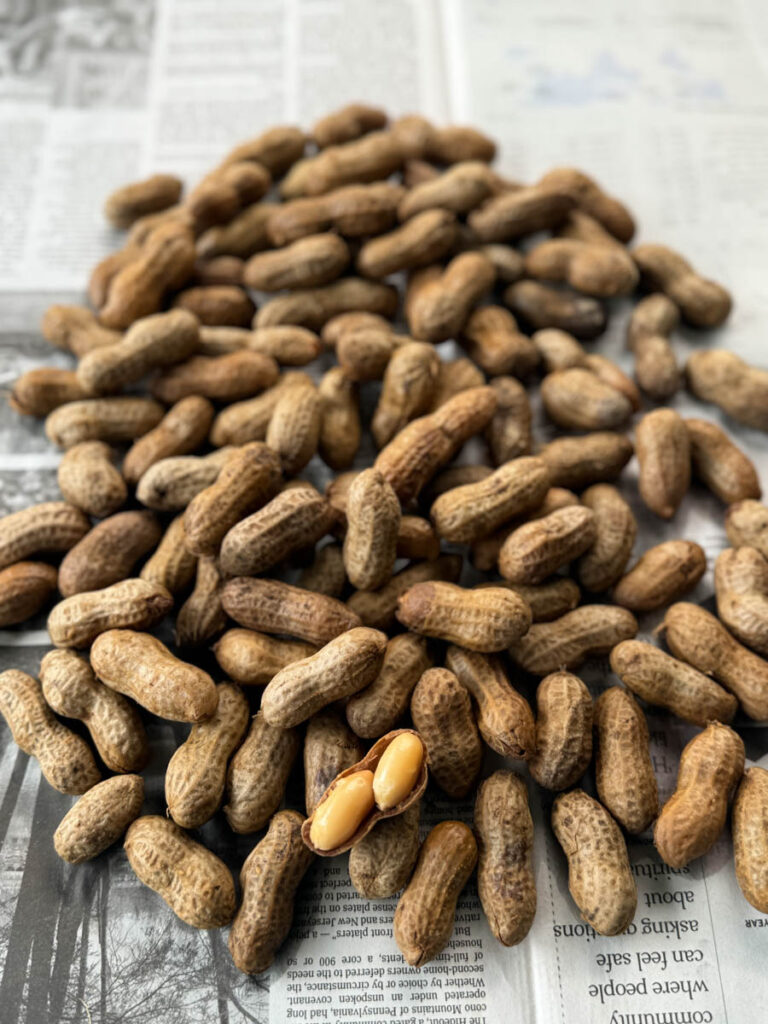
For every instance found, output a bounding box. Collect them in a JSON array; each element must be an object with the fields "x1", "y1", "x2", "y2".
[
  {"x1": 410, "y1": 668, "x2": 482, "y2": 799},
  {"x1": 733, "y1": 767, "x2": 768, "y2": 913},
  {"x1": 529, "y1": 672, "x2": 592, "y2": 791},
  {"x1": 396, "y1": 581, "x2": 531, "y2": 652},
  {"x1": 0, "y1": 562, "x2": 58, "y2": 627},
  {"x1": 224, "y1": 712, "x2": 300, "y2": 834},
  {"x1": 613, "y1": 540, "x2": 706, "y2": 612},
  {"x1": 54, "y1": 774, "x2": 144, "y2": 863},
  {"x1": 348, "y1": 803, "x2": 421, "y2": 900},
  {"x1": 47, "y1": 578, "x2": 173, "y2": 649},
  {"x1": 595, "y1": 687, "x2": 658, "y2": 834},
  {"x1": 510, "y1": 605, "x2": 638, "y2": 676}
]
